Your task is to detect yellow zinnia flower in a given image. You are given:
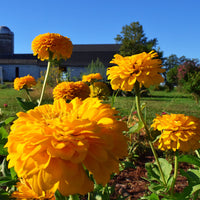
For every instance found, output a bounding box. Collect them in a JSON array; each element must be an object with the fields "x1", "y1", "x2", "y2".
[
  {"x1": 89, "y1": 82, "x2": 110, "y2": 100},
  {"x1": 11, "y1": 178, "x2": 55, "y2": 200},
  {"x1": 107, "y1": 51, "x2": 165, "y2": 91},
  {"x1": 32, "y1": 33, "x2": 73, "y2": 61},
  {"x1": 82, "y1": 73, "x2": 103, "y2": 83},
  {"x1": 5, "y1": 98, "x2": 128, "y2": 196},
  {"x1": 53, "y1": 81, "x2": 90, "y2": 101},
  {"x1": 14, "y1": 75, "x2": 36, "y2": 91},
  {"x1": 151, "y1": 113, "x2": 200, "y2": 152}
]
